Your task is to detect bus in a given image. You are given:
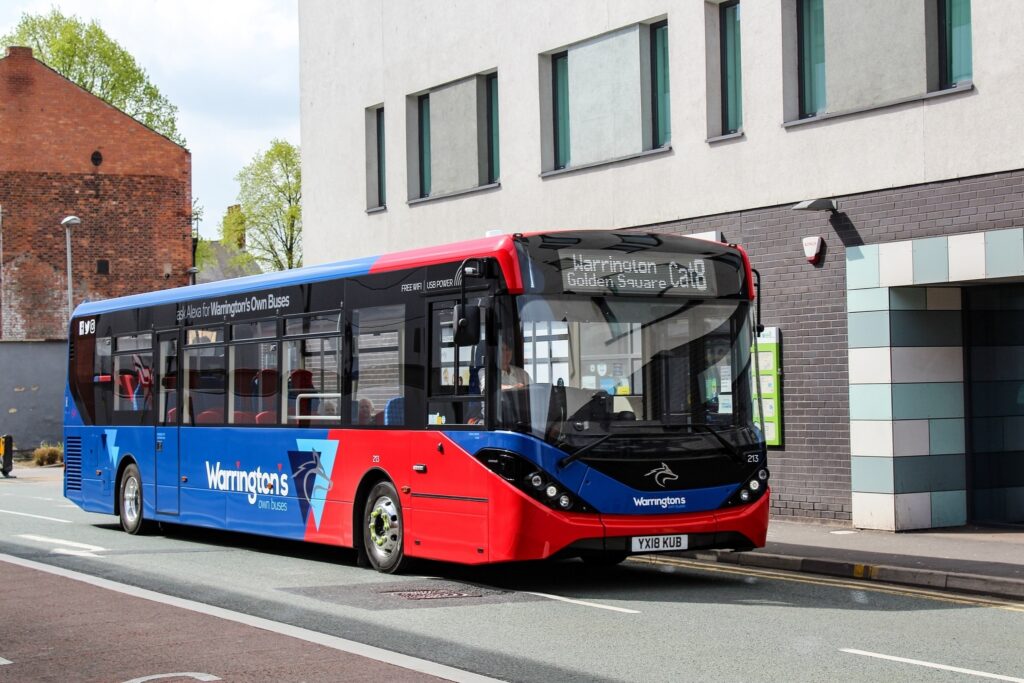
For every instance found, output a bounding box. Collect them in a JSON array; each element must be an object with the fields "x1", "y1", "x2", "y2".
[{"x1": 64, "y1": 231, "x2": 769, "y2": 573}]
